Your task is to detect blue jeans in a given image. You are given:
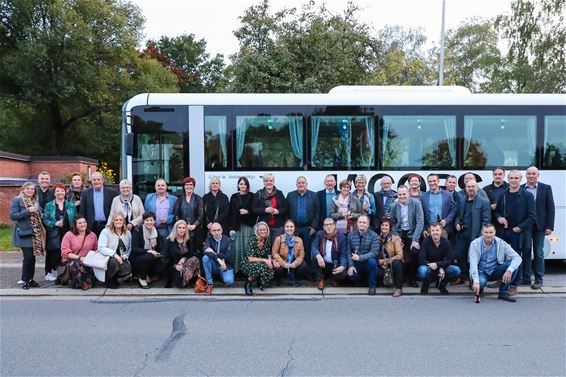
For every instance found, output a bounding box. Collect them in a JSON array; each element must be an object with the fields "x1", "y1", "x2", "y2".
[
  {"x1": 349, "y1": 259, "x2": 378, "y2": 288},
  {"x1": 202, "y1": 255, "x2": 234, "y2": 286},
  {"x1": 502, "y1": 228, "x2": 523, "y2": 286},
  {"x1": 417, "y1": 265, "x2": 461, "y2": 282},
  {"x1": 476, "y1": 262, "x2": 517, "y2": 293},
  {"x1": 525, "y1": 230, "x2": 545, "y2": 282}
]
